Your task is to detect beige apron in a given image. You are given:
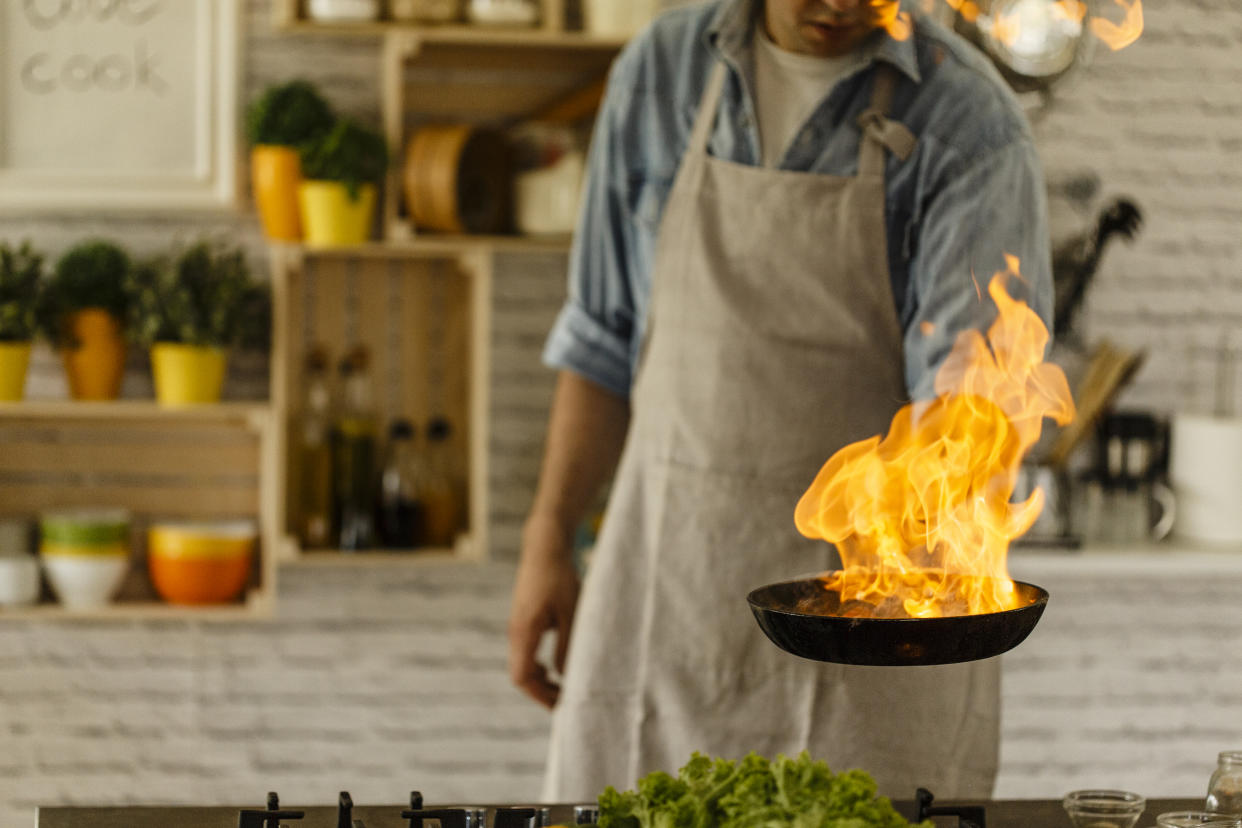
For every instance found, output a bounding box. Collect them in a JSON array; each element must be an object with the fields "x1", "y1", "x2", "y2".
[{"x1": 544, "y1": 61, "x2": 1000, "y2": 803}]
